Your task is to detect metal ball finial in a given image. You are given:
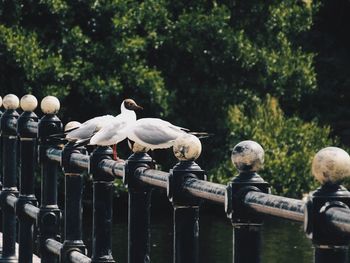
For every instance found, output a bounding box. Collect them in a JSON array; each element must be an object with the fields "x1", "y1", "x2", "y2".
[
  {"x1": 312, "y1": 147, "x2": 350, "y2": 184},
  {"x1": 173, "y1": 134, "x2": 202, "y2": 161},
  {"x1": 231, "y1": 140, "x2": 264, "y2": 172},
  {"x1": 3, "y1": 94, "x2": 19, "y2": 110},
  {"x1": 20, "y1": 94, "x2": 38, "y2": 112},
  {"x1": 41, "y1": 96, "x2": 60, "y2": 114},
  {"x1": 64, "y1": 121, "x2": 81, "y2": 132},
  {"x1": 128, "y1": 140, "x2": 150, "y2": 153},
  {"x1": 0, "y1": 96, "x2": 2, "y2": 107}
]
